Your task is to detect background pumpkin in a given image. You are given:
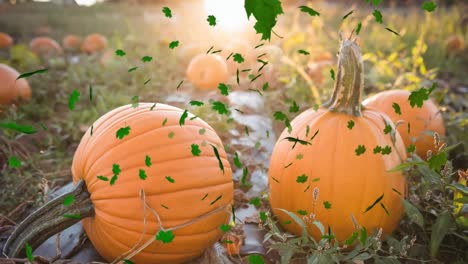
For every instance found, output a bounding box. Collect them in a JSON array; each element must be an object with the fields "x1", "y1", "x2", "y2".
[
  {"x1": 30, "y1": 36, "x2": 63, "y2": 57},
  {"x1": 0, "y1": 32, "x2": 13, "y2": 49},
  {"x1": 62, "y1": 34, "x2": 82, "y2": 51},
  {"x1": 4, "y1": 103, "x2": 234, "y2": 264},
  {"x1": 0, "y1": 63, "x2": 31, "y2": 105},
  {"x1": 186, "y1": 53, "x2": 229, "y2": 90},
  {"x1": 81, "y1": 33, "x2": 108, "y2": 54},
  {"x1": 268, "y1": 40, "x2": 407, "y2": 242},
  {"x1": 363, "y1": 89, "x2": 446, "y2": 160}
]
